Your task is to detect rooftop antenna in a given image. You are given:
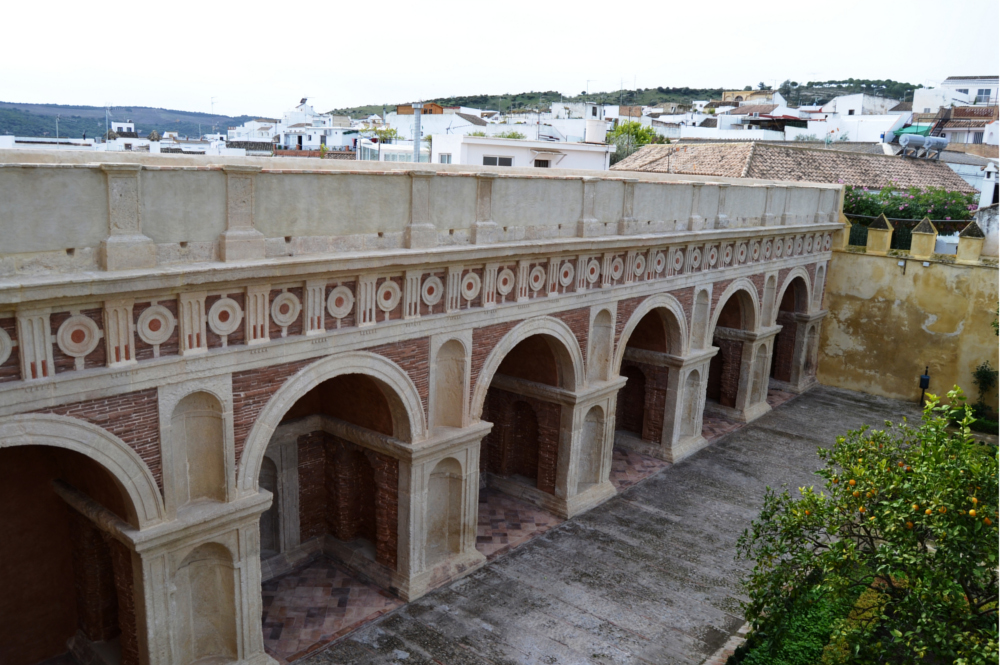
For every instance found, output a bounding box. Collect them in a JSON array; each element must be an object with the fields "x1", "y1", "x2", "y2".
[{"x1": 56, "y1": 114, "x2": 60, "y2": 141}]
